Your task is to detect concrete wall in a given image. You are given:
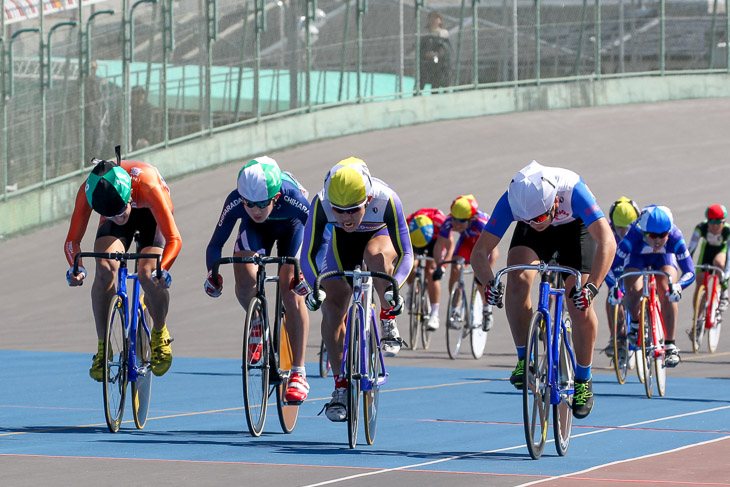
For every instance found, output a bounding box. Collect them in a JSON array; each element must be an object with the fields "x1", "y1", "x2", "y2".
[{"x1": 2, "y1": 73, "x2": 729, "y2": 238}]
